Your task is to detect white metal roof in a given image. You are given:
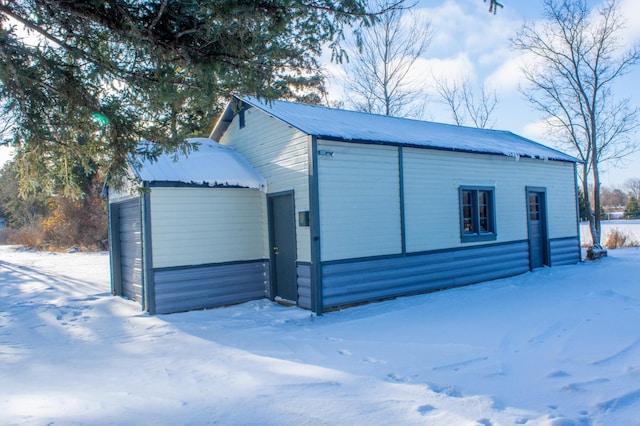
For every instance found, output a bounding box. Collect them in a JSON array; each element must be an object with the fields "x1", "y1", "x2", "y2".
[
  {"x1": 132, "y1": 138, "x2": 267, "y2": 191},
  {"x1": 212, "y1": 96, "x2": 578, "y2": 163}
]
